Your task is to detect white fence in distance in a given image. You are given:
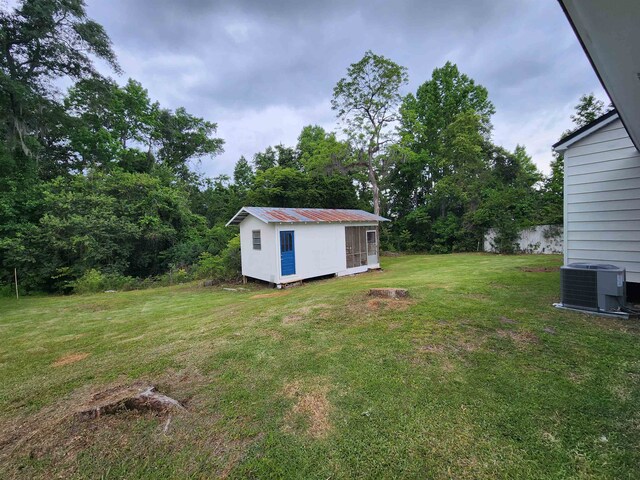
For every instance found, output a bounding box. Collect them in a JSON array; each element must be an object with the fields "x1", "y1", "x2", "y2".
[{"x1": 483, "y1": 224, "x2": 563, "y2": 254}]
